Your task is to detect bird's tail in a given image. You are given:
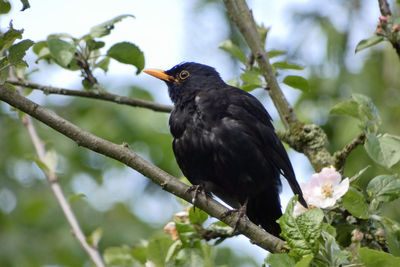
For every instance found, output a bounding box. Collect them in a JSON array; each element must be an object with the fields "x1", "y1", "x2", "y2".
[{"x1": 246, "y1": 191, "x2": 283, "y2": 238}]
